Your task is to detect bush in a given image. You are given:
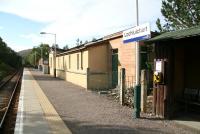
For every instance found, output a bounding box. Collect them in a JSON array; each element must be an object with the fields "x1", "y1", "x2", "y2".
[{"x1": 0, "y1": 60, "x2": 14, "y2": 81}]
